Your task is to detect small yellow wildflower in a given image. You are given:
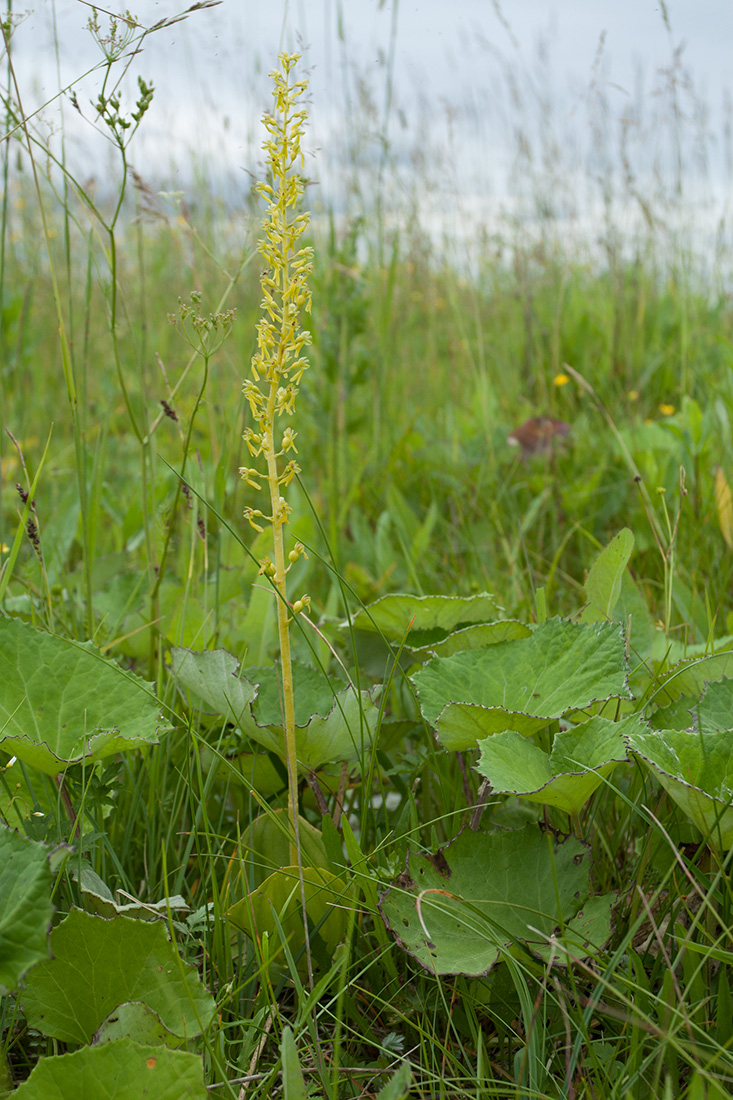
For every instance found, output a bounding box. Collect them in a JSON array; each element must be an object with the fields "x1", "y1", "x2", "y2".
[
  {"x1": 659, "y1": 403, "x2": 675, "y2": 417},
  {"x1": 553, "y1": 373, "x2": 570, "y2": 387},
  {"x1": 627, "y1": 389, "x2": 639, "y2": 402}
]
